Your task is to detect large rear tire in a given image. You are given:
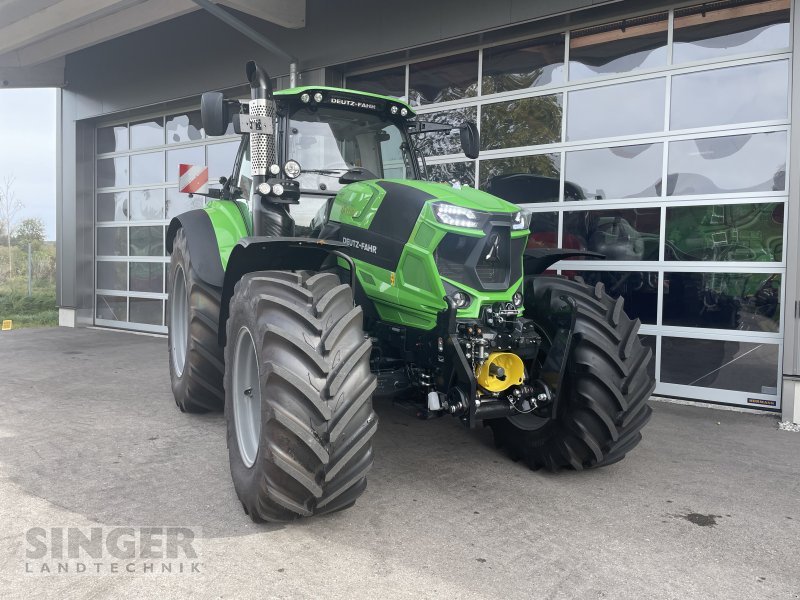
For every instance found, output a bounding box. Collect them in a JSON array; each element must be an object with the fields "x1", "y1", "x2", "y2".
[
  {"x1": 224, "y1": 270, "x2": 377, "y2": 522},
  {"x1": 167, "y1": 227, "x2": 225, "y2": 413},
  {"x1": 489, "y1": 276, "x2": 655, "y2": 471}
]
